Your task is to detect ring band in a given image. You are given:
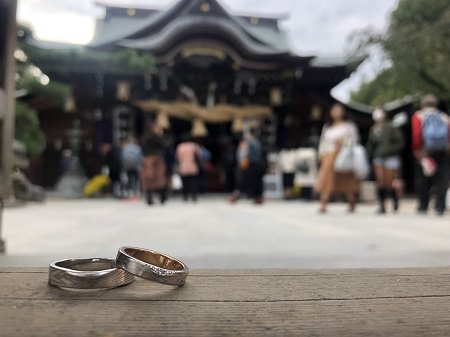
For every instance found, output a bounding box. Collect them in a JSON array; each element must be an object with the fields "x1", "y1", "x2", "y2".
[
  {"x1": 49, "y1": 258, "x2": 135, "y2": 289},
  {"x1": 115, "y1": 247, "x2": 189, "y2": 286}
]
